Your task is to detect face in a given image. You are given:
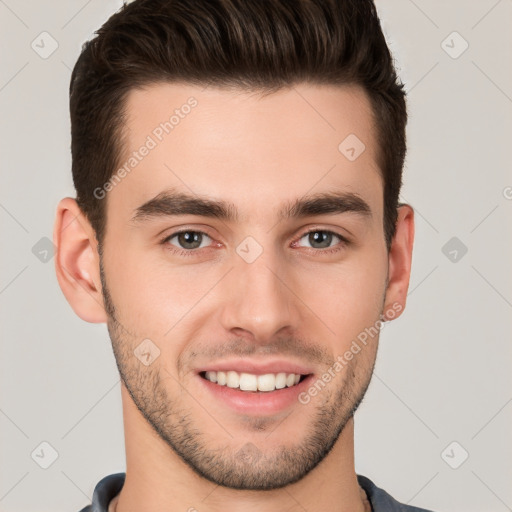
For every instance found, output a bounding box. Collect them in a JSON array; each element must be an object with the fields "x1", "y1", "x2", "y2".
[{"x1": 99, "y1": 82, "x2": 391, "y2": 490}]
